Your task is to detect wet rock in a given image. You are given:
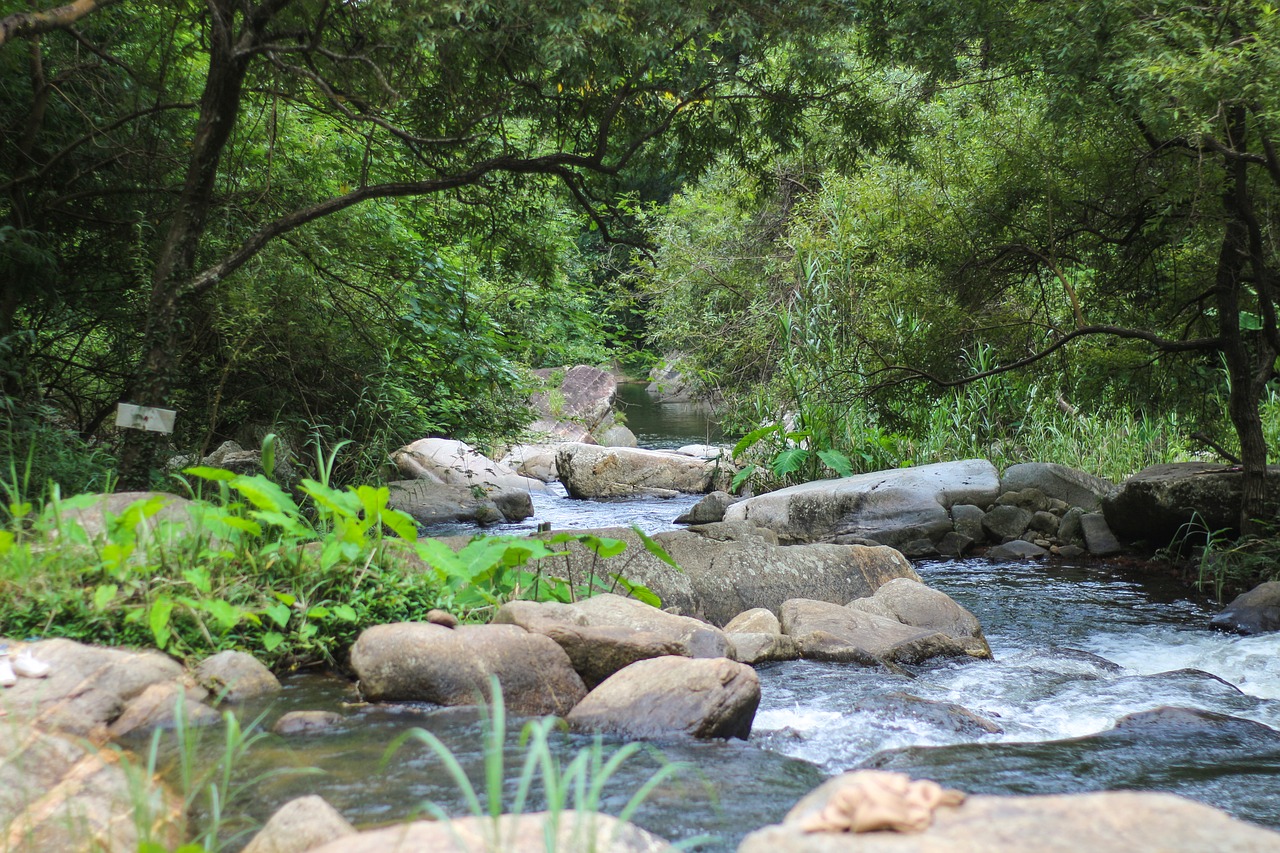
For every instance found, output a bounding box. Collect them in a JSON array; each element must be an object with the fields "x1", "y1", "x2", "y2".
[
  {"x1": 386, "y1": 480, "x2": 532, "y2": 526},
  {"x1": 567, "y1": 656, "x2": 759, "y2": 740},
  {"x1": 723, "y1": 460, "x2": 1000, "y2": 547},
  {"x1": 675, "y1": 490, "x2": 735, "y2": 524},
  {"x1": 107, "y1": 683, "x2": 219, "y2": 738},
  {"x1": 195, "y1": 650, "x2": 281, "y2": 703},
  {"x1": 1051, "y1": 543, "x2": 1087, "y2": 559},
  {"x1": 724, "y1": 607, "x2": 781, "y2": 635},
  {"x1": 949, "y1": 504, "x2": 986, "y2": 543},
  {"x1": 391, "y1": 437, "x2": 546, "y2": 492},
  {"x1": 854, "y1": 692, "x2": 1002, "y2": 735},
  {"x1": 349, "y1": 623, "x2": 586, "y2": 716},
  {"x1": 1080, "y1": 512, "x2": 1123, "y2": 556},
  {"x1": 987, "y1": 540, "x2": 1048, "y2": 560},
  {"x1": 556, "y1": 443, "x2": 728, "y2": 497},
  {"x1": 271, "y1": 711, "x2": 345, "y2": 736},
  {"x1": 1001, "y1": 462, "x2": 1117, "y2": 513},
  {"x1": 936, "y1": 531, "x2": 974, "y2": 557},
  {"x1": 1210, "y1": 581, "x2": 1280, "y2": 635},
  {"x1": 1102, "y1": 705, "x2": 1276, "y2": 738},
  {"x1": 1057, "y1": 507, "x2": 1085, "y2": 544},
  {"x1": 739, "y1": 786, "x2": 1280, "y2": 853},
  {"x1": 780, "y1": 599, "x2": 968, "y2": 666},
  {"x1": 996, "y1": 487, "x2": 1050, "y2": 513},
  {"x1": 307, "y1": 811, "x2": 677, "y2": 853},
  {"x1": 242, "y1": 795, "x2": 356, "y2": 853},
  {"x1": 1028, "y1": 510, "x2": 1060, "y2": 536},
  {"x1": 846, "y1": 578, "x2": 992, "y2": 659},
  {"x1": 981, "y1": 504, "x2": 1032, "y2": 542},
  {"x1": 899, "y1": 538, "x2": 939, "y2": 558},
  {"x1": 0, "y1": 720, "x2": 182, "y2": 853},
  {"x1": 492, "y1": 594, "x2": 734, "y2": 688},
  {"x1": 729, "y1": 632, "x2": 801, "y2": 664},
  {"x1": 1103, "y1": 462, "x2": 1280, "y2": 543},
  {"x1": 0, "y1": 638, "x2": 189, "y2": 738}
]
